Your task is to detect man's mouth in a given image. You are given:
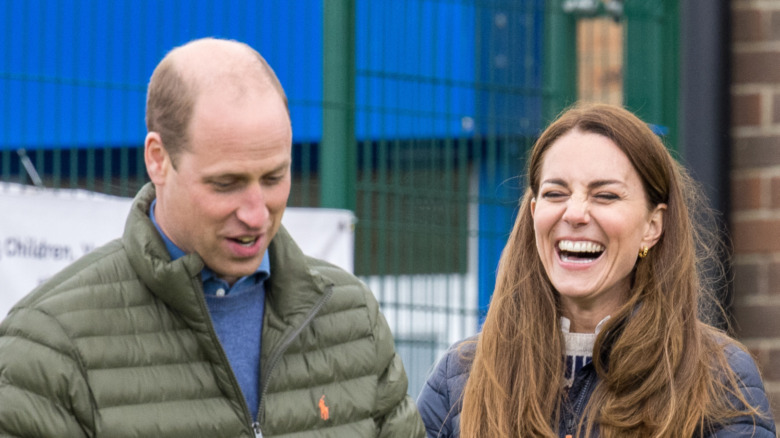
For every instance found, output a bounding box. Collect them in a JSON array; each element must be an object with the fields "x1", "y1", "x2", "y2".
[
  {"x1": 557, "y1": 240, "x2": 604, "y2": 264},
  {"x1": 231, "y1": 236, "x2": 259, "y2": 247}
]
